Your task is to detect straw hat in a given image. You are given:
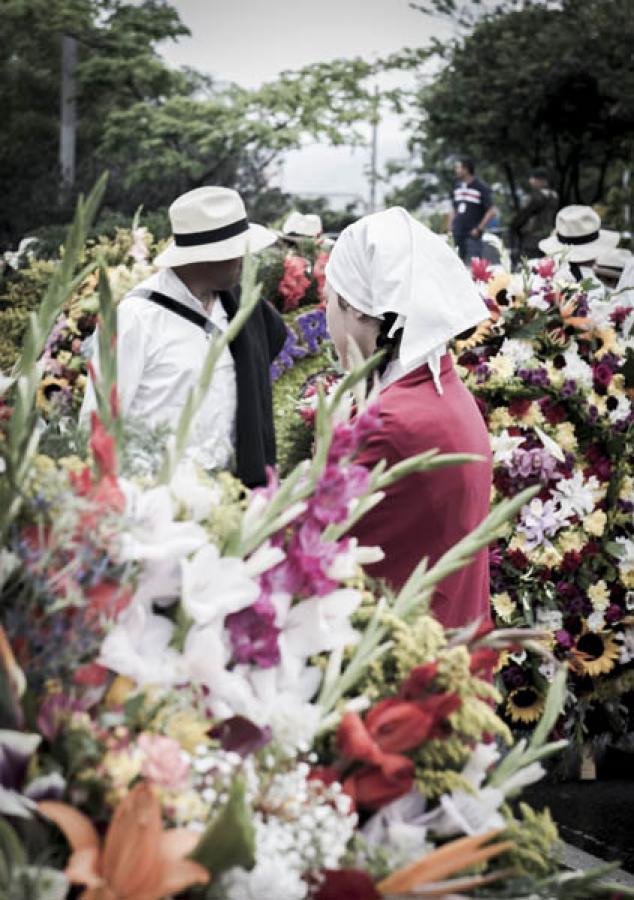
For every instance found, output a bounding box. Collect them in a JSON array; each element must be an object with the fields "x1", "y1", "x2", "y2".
[
  {"x1": 154, "y1": 187, "x2": 277, "y2": 268},
  {"x1": 539, "y1": 205, "x2": 619, "y2": 262},
  {"x1": 594, "y1": 247, "x2": 633, "y2": 281},
  {"x1": 282, "y1": 212, "x2": 323, "y2": 238}
]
